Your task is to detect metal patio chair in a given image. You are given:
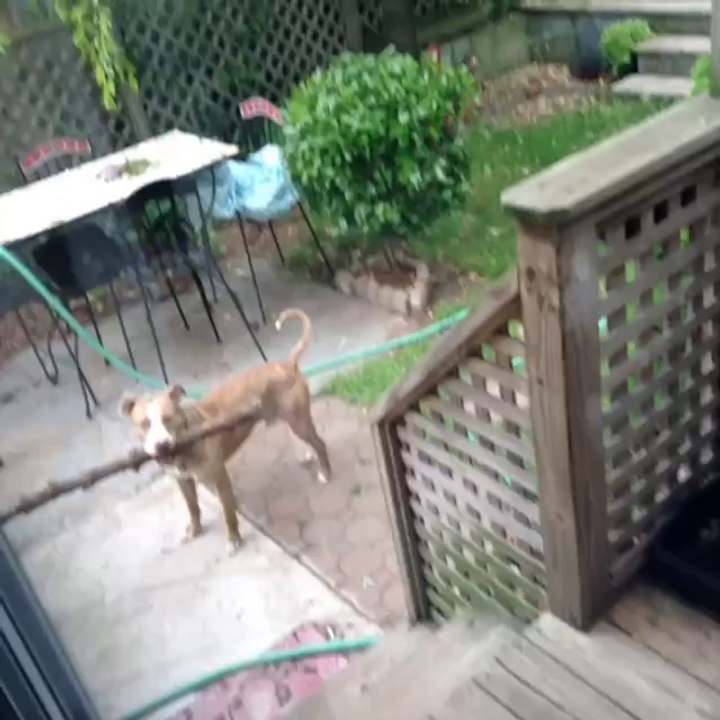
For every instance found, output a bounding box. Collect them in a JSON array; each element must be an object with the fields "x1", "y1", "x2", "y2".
[
  {"x1": 124, "y1": 179, "x2": 267, "y2": 382},
  {"x1": 16, "y1": 138, "x2": 137, "y2": 416},
  {"x1": 233, "y1": 96, "x2": 334, "y2": 325}
]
